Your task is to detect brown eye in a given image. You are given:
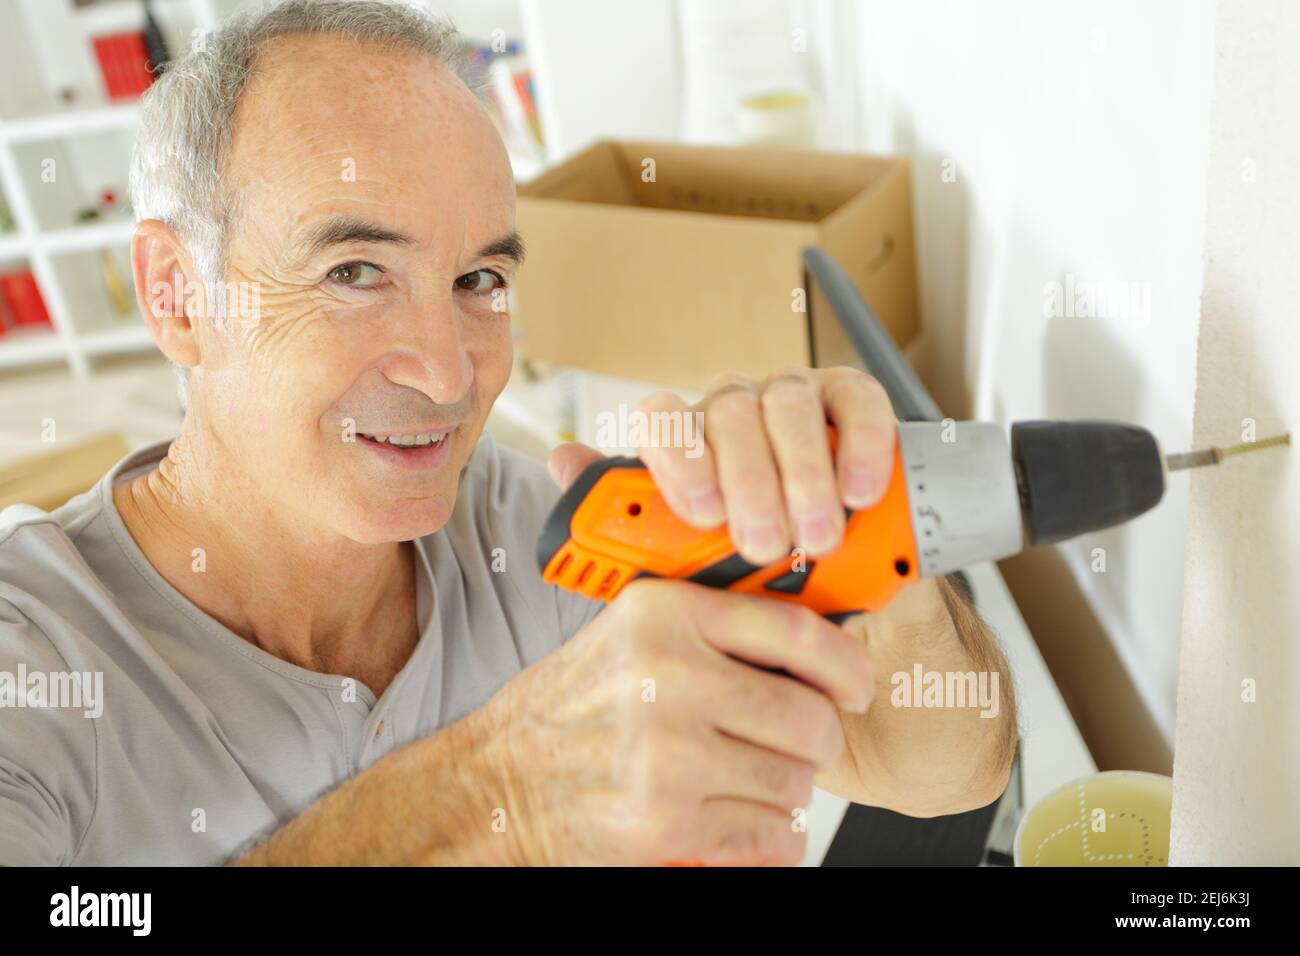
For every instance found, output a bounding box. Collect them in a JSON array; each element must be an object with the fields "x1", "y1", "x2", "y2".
[
  {"x1": 327, "y1": 262, "x2": 382, "y2": 287},
  {"x1": 455, "y1": 269, "x2": 505, "y2": 293}
]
